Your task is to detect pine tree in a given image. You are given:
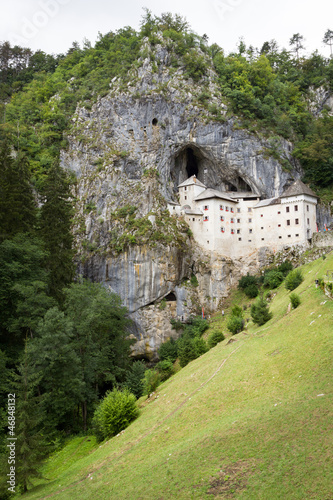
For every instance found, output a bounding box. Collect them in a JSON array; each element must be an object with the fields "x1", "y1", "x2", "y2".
[
  {"x1": 39, "y1": 161, "x2": 75, "y2": 303},
  {"x1": 14, "y1": 342, "x2": 46, "y2": 493},
  {"x1": 0, "y1": 141, "x2": 36, "y2": 241},
  {"x1": 251, "y1": 296, "x2": 273, "y2": 326}
]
